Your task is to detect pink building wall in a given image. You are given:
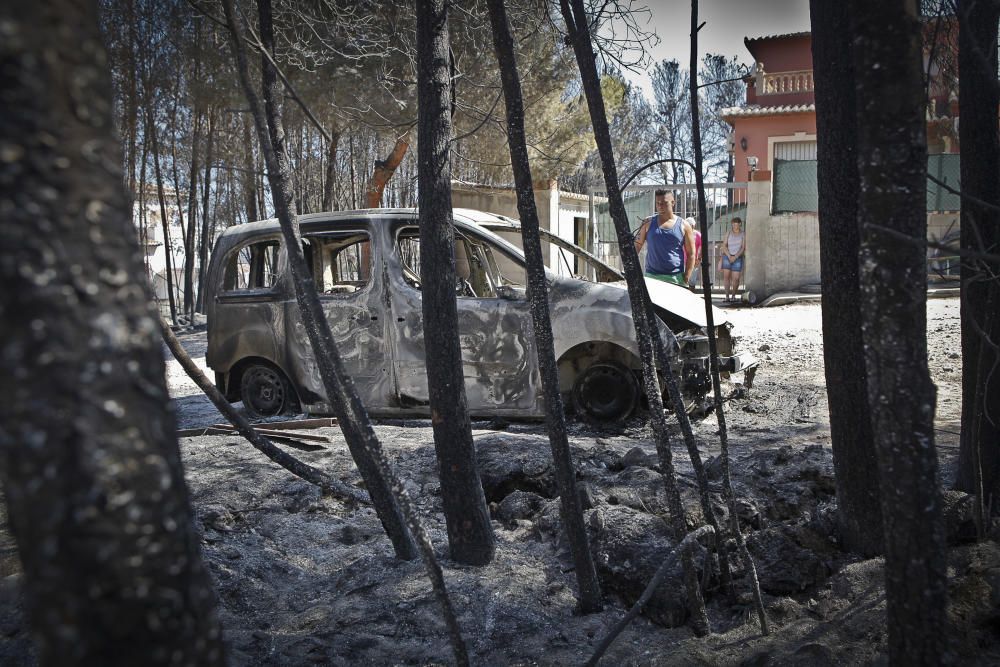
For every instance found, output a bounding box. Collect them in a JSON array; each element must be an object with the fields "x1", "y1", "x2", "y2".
[{"x1": 730, "y1": 113, "x2": 817, "y2": 183}]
